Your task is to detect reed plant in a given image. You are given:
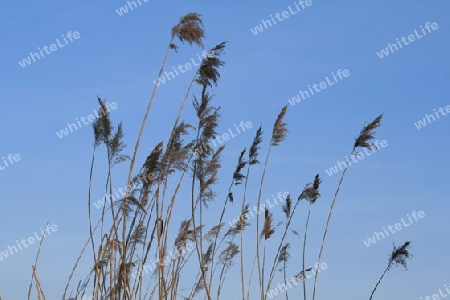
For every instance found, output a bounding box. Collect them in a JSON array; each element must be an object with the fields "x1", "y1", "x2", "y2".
[{"x1": 27, "y1": 12, "x2": 413, "y2": 300}]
